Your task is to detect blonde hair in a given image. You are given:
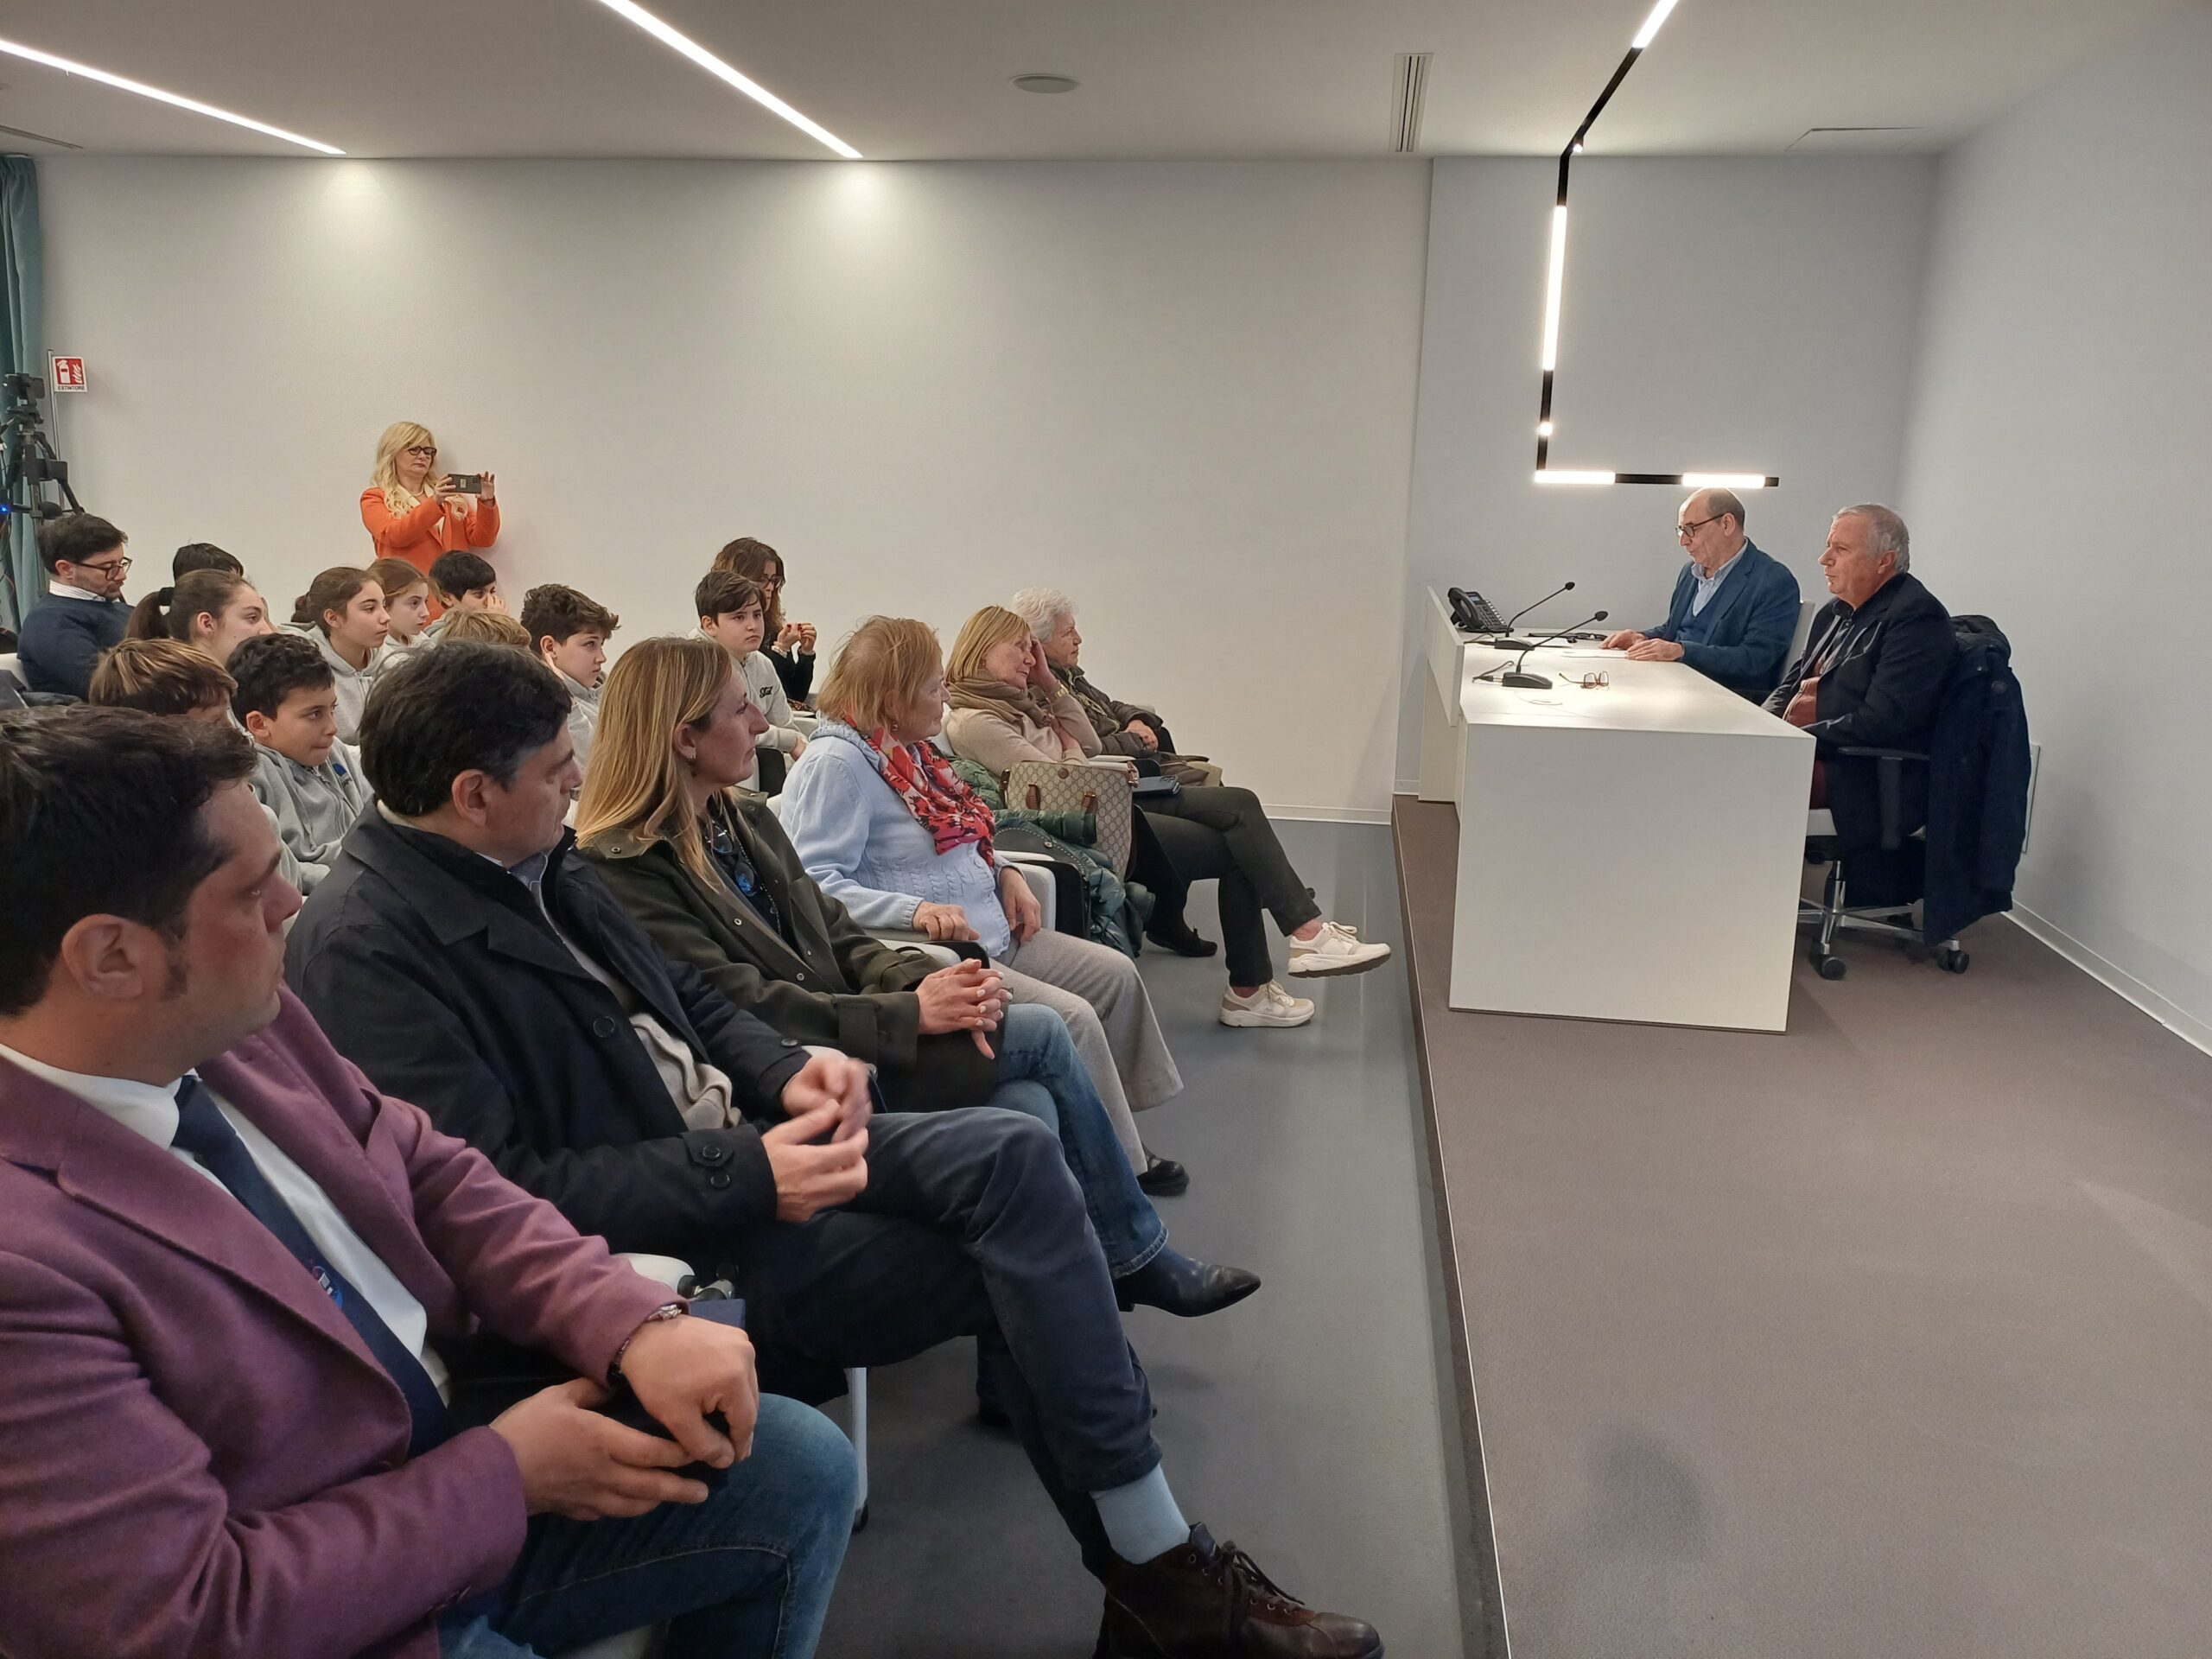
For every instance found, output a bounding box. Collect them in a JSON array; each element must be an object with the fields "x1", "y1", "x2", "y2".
[
  {"x1": 945, "y1": 606, "x2": 1032, "y2": 685},
  {"x1": 438, "y1": 609, "x2": 531, "y2": 650},
  {"x1": 367, "y1": 557, "x2": 430, "y2": 604},
  {"x1": 88, "y1": 638, "x2": 237, "y2": 715},
  {"x1": 814, "y1": 616, "x2": 943, "y2": 736},
  {"x1": 575, "y1": 635, "x2": 740, "y2": 889},
  {"x1": 371, "y1": 421, "x2": 438, "y2": 515}
]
